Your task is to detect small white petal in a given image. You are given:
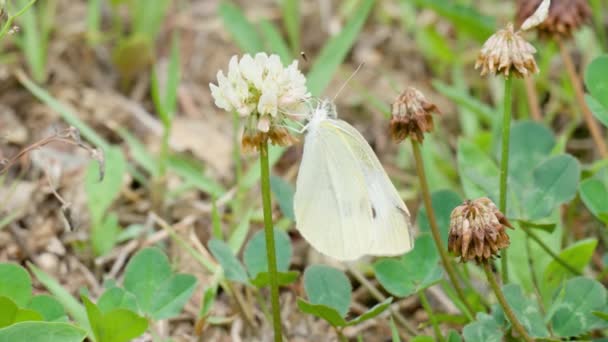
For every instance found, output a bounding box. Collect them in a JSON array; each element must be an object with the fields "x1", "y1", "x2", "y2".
[
  {"x1": 257, "y1": 116, "x2": 270, "y2": 132},
  {"x1": 209, "y1": 83, "x2": 232, "y2": 111},
  {"x1": 258, "y1": 89, "x2": 278, "y2": 117},
  {"x1": 521, "y1": 0, "x2": 551, "y2": 31}
]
